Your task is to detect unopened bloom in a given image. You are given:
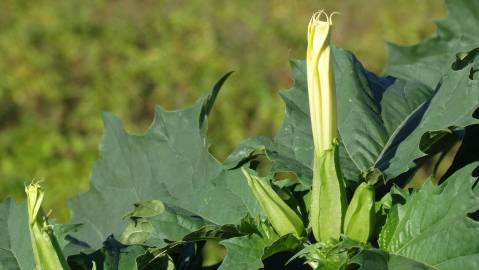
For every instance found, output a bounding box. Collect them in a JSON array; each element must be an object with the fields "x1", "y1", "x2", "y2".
[
  {"x1": 242, "y1": 168, "x2": 304, "y2": 237},
  {"x1": 26, "y1": 182, "x2": 70, "y2": 270},
  {"x1": 307, "y1": 11, "x2": 346, "y2": 242},
  {"x1": 343, "y1": 182, "x2": 376, "y2": 243}
]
